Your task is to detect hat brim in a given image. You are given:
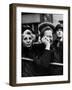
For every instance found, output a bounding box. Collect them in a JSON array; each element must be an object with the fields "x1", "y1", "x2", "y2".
[{"x1": 38, "y1": 22, "x2": 55, "y2": 33}]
